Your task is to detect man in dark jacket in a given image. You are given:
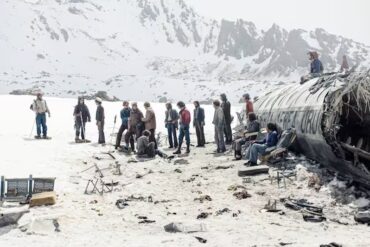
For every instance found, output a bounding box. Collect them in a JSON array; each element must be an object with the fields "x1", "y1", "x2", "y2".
[
  {"x1": 142, "y1": 102, "x2": 157, "y2": 149},
  {"x1": 233, "y1": 113, "x2": 260, "y2": 160},
  {"x1": 220, "y1": 93, "x2": 233, "y2": 144},
  {"x1": 137, "y1": 130, "x2": 156, "y2": 158},
  {"x1": 245, "y1": 123, "x2": 278, "y2": 166},
  {"x1": 73, "y1": 96, "x2": 91, "y2": 142},
  {"x1": 174, "y1": 101, "x2": 191, "y2": 154},
  {"x1": 124, "y1": 102, "x2": 143, "y2": 152},
  {"x1": 165, "y1": 102, "x2": 179, "y2": 149},
  {"x1": 115, "y1": 101, "x2": 131, "y2": 149},
  {"x1": 95, "y1": 97, "x2": 105, "y2": 144},
  {"x1": 193, "y1": 101, "x2": 205, "y2": 147}
]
